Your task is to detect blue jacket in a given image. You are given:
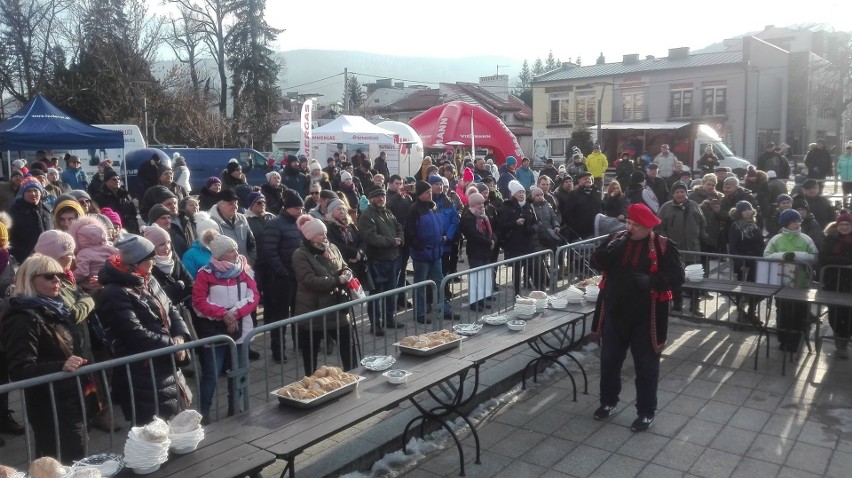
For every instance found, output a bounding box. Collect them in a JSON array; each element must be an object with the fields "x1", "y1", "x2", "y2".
[
  {"x1": 516, "y1": 166, "x2": 535, "y2": 191},
  {"x1": 61, "y1": 166, "x2": 88, "y2": 190},
  {"x1": 497, "y1": 164, "x2": 518, "y2": 199},
  {"x1": 181, "y1": 241, "x2": 211, "y2": 279},
  {"x1": 433, "y1": 193, "x2": 459, "y2": 253},
  {"x1": 405, "y1": 200, "x2": 444, "y2": 263}
]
